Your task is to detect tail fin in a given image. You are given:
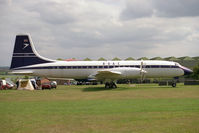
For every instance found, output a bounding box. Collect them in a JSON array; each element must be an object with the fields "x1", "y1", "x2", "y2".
[{"x1": 10, "y1": 34, "x2": 54, "y2": 69}]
